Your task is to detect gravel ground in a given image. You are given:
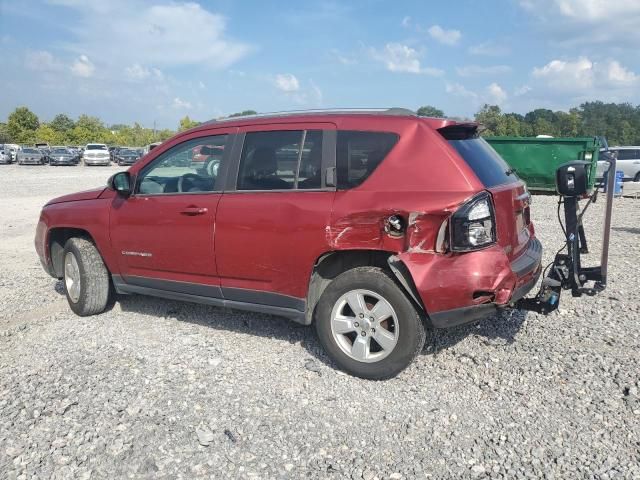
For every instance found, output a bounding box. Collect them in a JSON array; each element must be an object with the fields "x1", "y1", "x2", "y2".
[{"x1": 1, "y1": 164, "x2": 639, "y2": 479}]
